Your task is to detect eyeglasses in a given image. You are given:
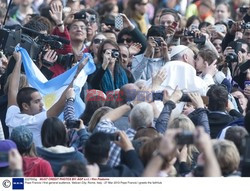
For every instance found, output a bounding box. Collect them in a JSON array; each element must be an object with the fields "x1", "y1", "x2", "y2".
[
  {"x1": 71, "y1": 25, "x2": 86, "y2": 31},
  {"x1": 93, "y1": 38, "x2": 104, "y2": 44},
  {"x1": 120, "y1": 38, "x2": 133, "y2": 43},
  {"x1": 139, "y1": 2, "x2": 147, "y2": 6}
]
